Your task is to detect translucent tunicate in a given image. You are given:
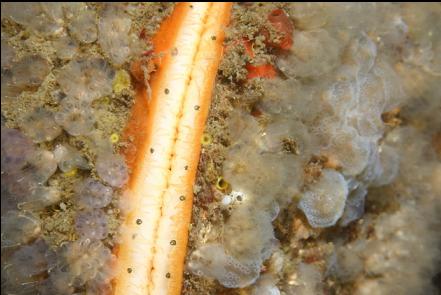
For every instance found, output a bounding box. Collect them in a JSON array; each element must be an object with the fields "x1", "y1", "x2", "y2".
[
  {"x1": 339, "y1": 185, "x2": 367, "y2": 226},
  {"x1": 4, "y1": 239, "x2": 53, "y2": 286},
  {"x1": 252, "y1": 274, "x2": 281, "y2": 295},
  {"x1": 298, "y1": 169, "x2": 348, "y2": 228},
  {"x1": 98, "y1": 5, "x2": 132, "y2": 65},
  {"x1": 1, "y1": 3, "x2": 64, "y2": 36},
  {"x1": 53, "y1": 144, "x2": 90, "y2": 172},
  {"x1": 371, "y1": 145, "x2": 400, "y2": 187},
  {"x1": 1, "y1": 210, "x2": 41, "y2": 247},
  {"x1": 325, "y1": 128, "x2": 372, "y2": 176},
  {"x1": 1, "y1": 39, "x2": 16, "y2": 69},
  {"x1": 347, "y1": 33, "x2": 377, "y2": 77},
  {"x1": 1, "y1": 127, "x2": 34, "y2": 173},
  {"x1": 288, "y1": 3, "x2": 328, "y2": 30},
  {"x1": 21, "y1": 107, "x2": 62, "y2": 143},
  {"x1": 23, "y1": 149, "x2": 58, "y2": 184},
  {"x1": 277, "y1": 29, "x2": 341, "y2": 78},
  {"x1": 56, "y1": 58, "x2": 115, "y2": 102},
  {"x1": 95, "y1": 152, "x2": 129, "y2": 188},
  {"x1": 55, "y1": 238, "x2": 116, "y2": 287},
  {"x1": 18, "y1": 185, "x2": 61, "y2": 211},
  {"x1": 74, "y1": 178, "x2": 113, "y2": 209},
  {"x1": 54, "y1": 96, "x2": 95, "y2": 136},
  {"x1": 69, "y1": 9, "x2": 98, "y2": 44},
  {"x1": 53, "y1": 34, "x2": 78, "y2": 60},
  {"x1": 10, "y1": 55, "x2": 51, "y2": 90},
  {"x1": 75, "y1": 209, "x2": 108, "y2": 240}
]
